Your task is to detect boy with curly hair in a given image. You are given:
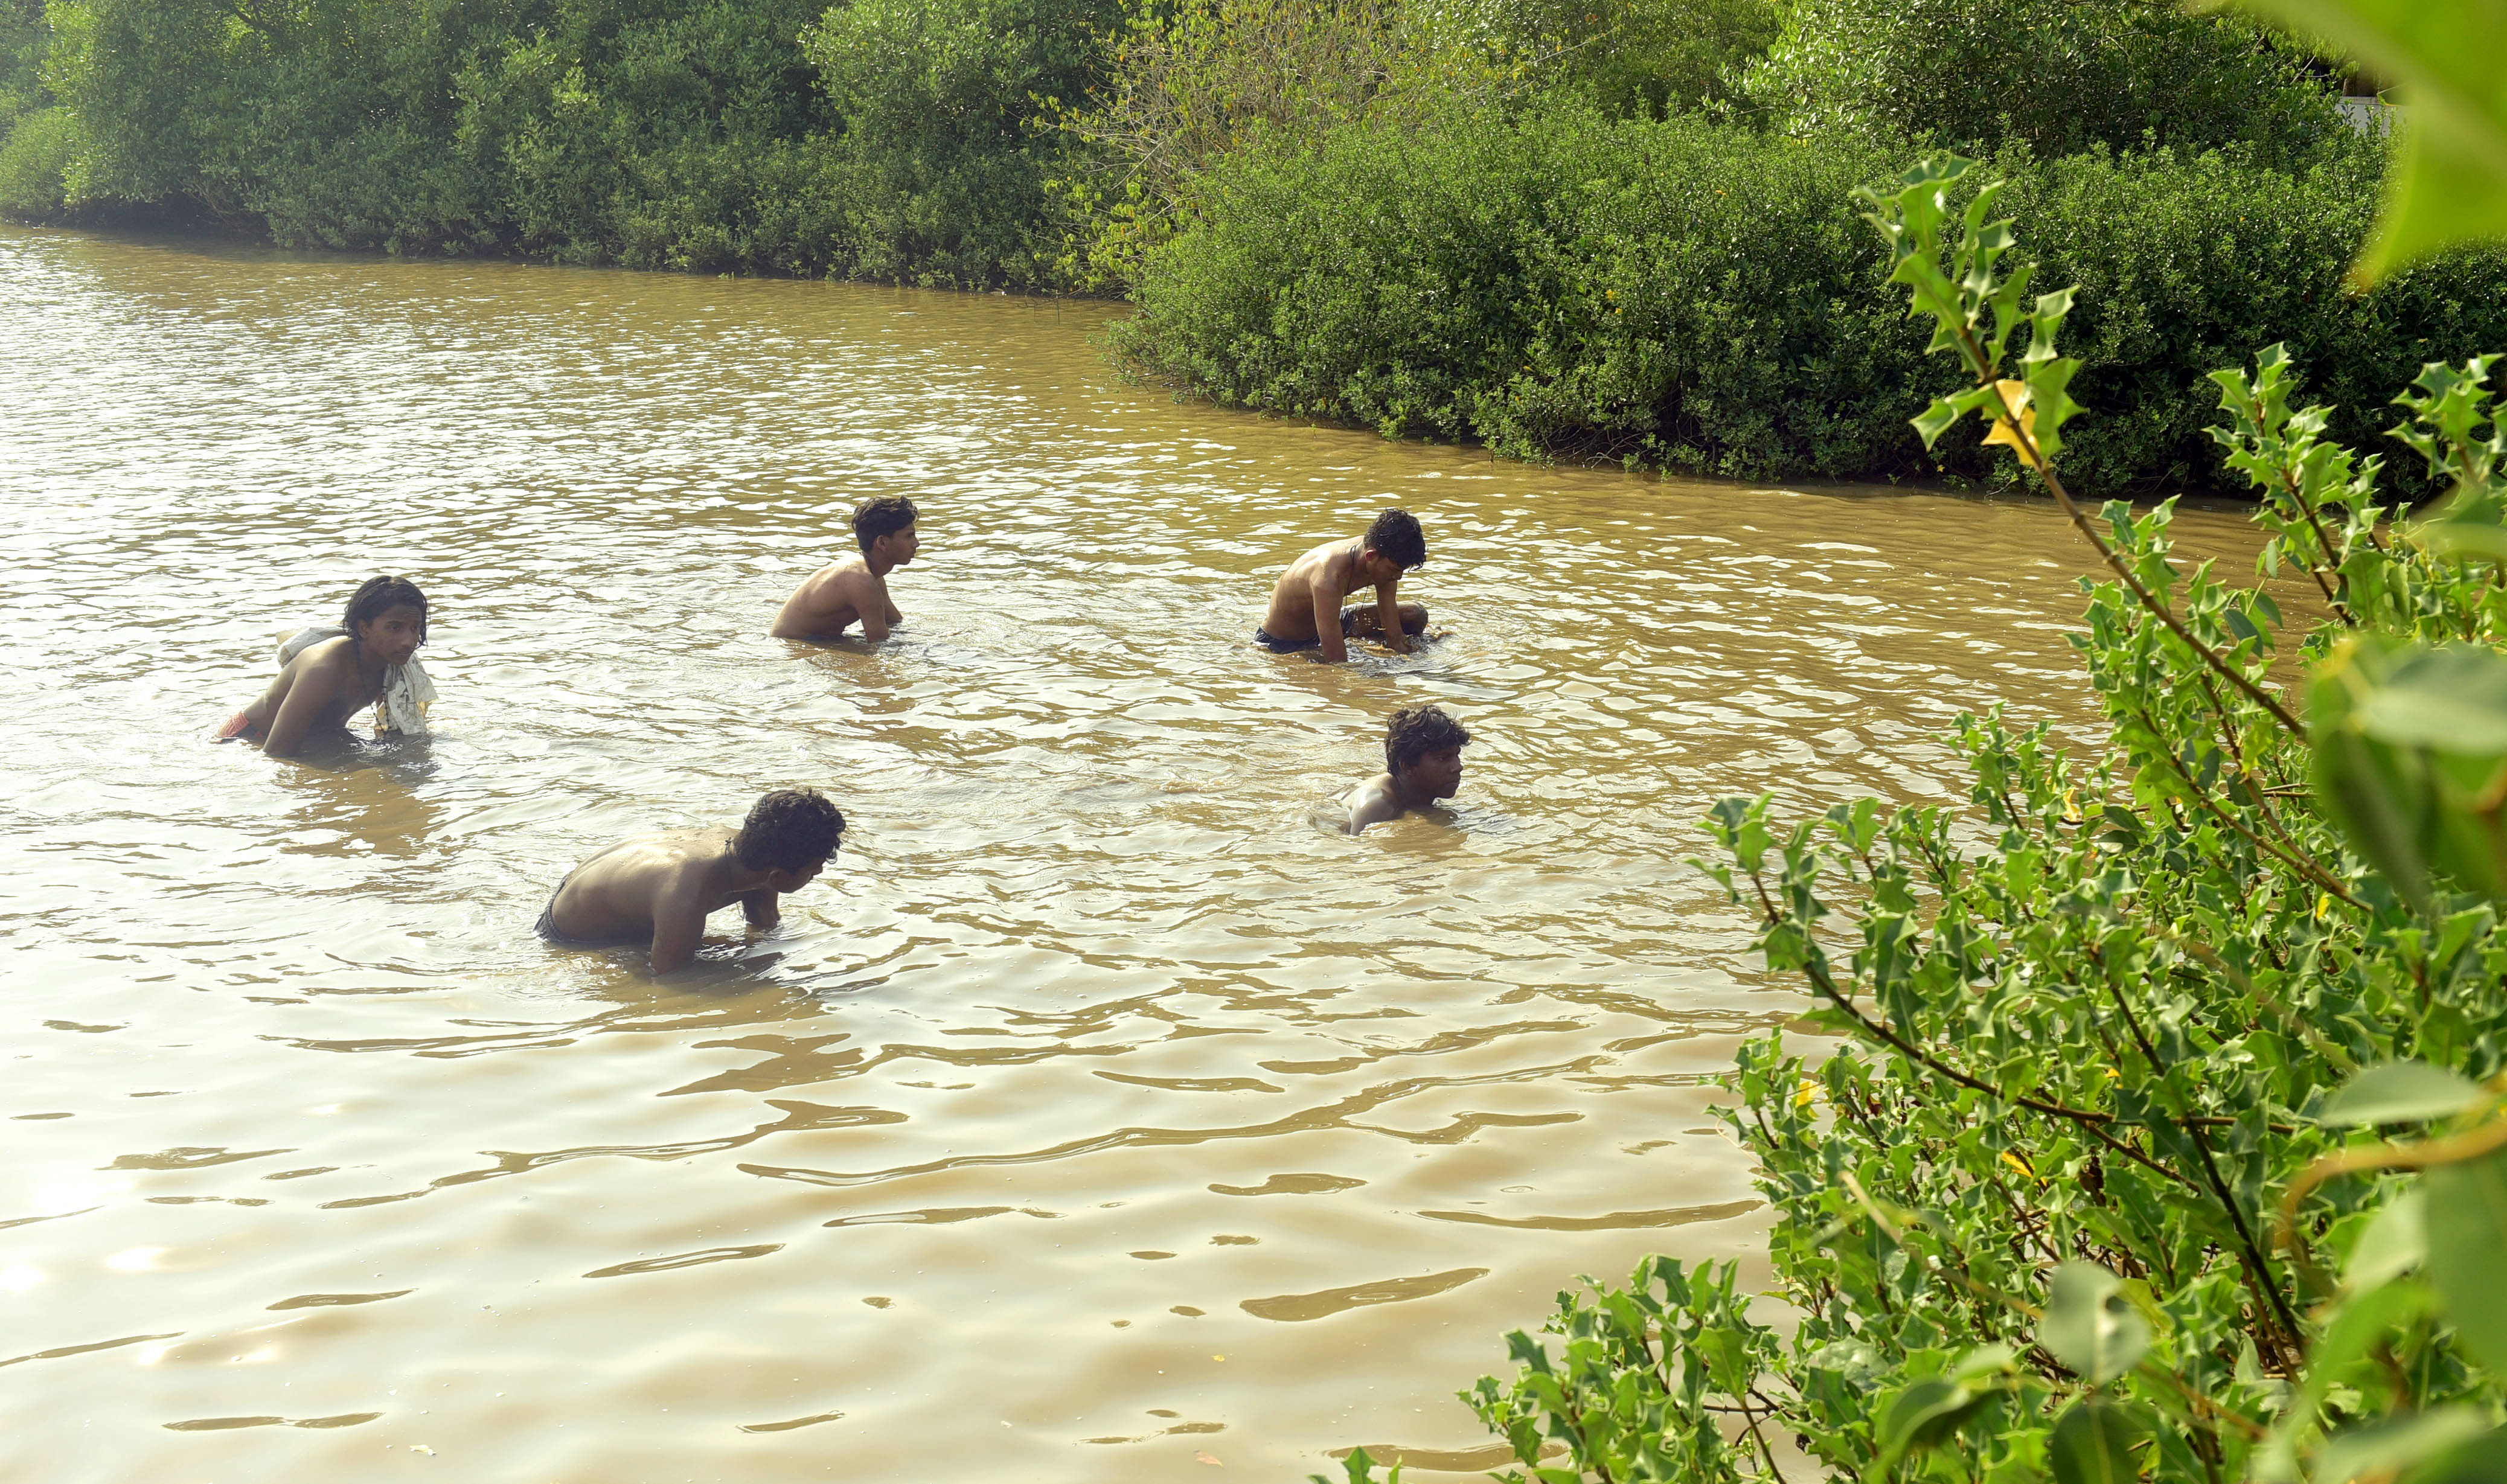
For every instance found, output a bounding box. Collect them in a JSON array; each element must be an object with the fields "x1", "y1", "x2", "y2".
[
  {"x1": 539, "y1": 787, "x2": 845, "y2": 973},
  {"x1": 1345, "y1": 705, "x2": 1470, "y2": 833},
  {"x1": 1257, "y1": 507, "x2": 1429, "y2": 662}
]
